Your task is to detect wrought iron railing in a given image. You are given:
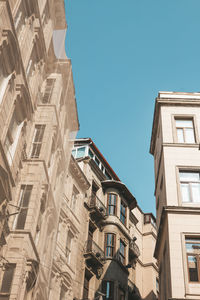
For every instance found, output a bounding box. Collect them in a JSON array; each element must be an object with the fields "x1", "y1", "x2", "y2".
[
  {"x1": 129, "y1": 240, "x2": 140, "y2": 257},
  {"x1": 89, "y1": 193, "x2": 107, "y2": 216},
  {"x1": 84, "y1": 239, "x2": 105, "y2": 262}
]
